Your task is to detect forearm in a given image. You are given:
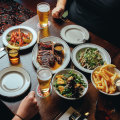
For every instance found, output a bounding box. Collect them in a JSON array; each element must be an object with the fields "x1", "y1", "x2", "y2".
[
  {"x1": 12, "y1": 115, "x2": 22, "y2": 120},
  {"x1": 56, "y1": 0, "x2": 67, "y2": 9}
]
